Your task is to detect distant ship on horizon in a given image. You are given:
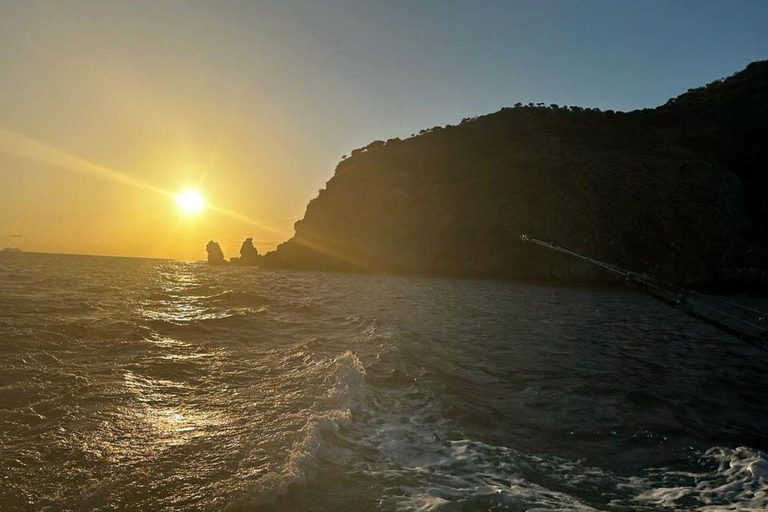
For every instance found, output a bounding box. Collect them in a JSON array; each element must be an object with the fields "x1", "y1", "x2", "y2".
[{"x1": 2, "y1": 247, "x2": 22, "y2": 252}]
